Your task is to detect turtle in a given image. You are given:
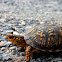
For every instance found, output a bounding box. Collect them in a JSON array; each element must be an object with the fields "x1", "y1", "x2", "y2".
[{"x1": 6, "y1": 23, "x2": 62, "y2": 62}]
